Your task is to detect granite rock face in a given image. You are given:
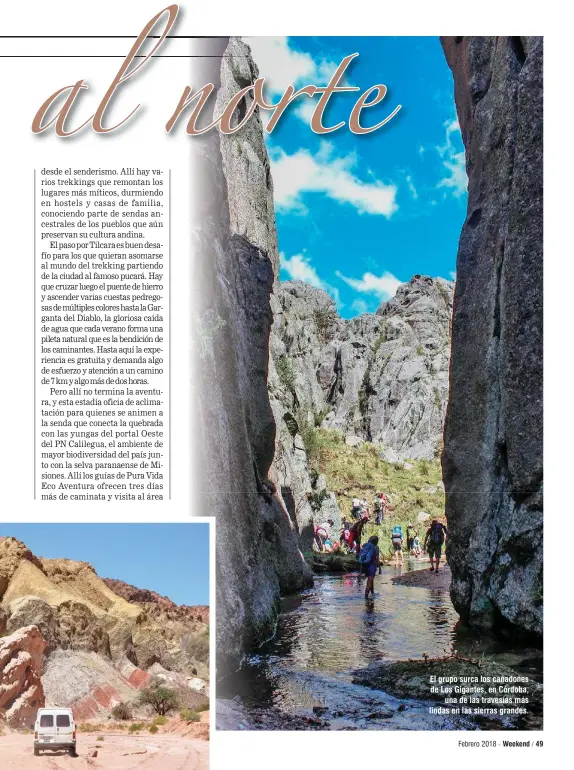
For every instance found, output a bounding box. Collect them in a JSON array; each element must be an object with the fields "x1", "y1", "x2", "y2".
[
  {"x1": 271, "y1": 275, "x2": 454, "y2": 462},
  {"x1": 441, "y1": 37, "x2": 543, "y2": 639},
  {"x1": 193, "y1": 38, "x2": 312, "y2": 672}
]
